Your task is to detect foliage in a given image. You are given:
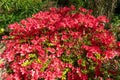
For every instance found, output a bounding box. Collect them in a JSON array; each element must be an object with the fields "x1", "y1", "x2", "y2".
[
  {"x1": 112, "y1": 15, "x2": 120, "y2": 27},
  {"x1": 111, "y1": 15, "x2": 120, "y2": 41},
  {"x1": 0, "y1": 6, "x2": 120, "y2": 80},
  {"x1": 57, "y1": 0, "x2": 84, "y2": 8}
]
